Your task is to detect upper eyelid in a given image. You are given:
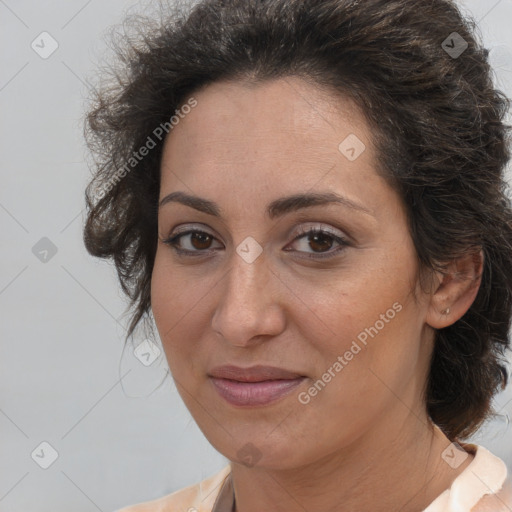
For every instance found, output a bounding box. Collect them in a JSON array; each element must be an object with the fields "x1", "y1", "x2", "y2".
[
  {"x1": 164, "y1": 230, "x2": 348, "y2": 260},
  {"x1": 164, "y1": 225, "x2": 350, "y2": 256},
  {"x1": 167, "y1": 222, "x2": 348, "y2": 241}
]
